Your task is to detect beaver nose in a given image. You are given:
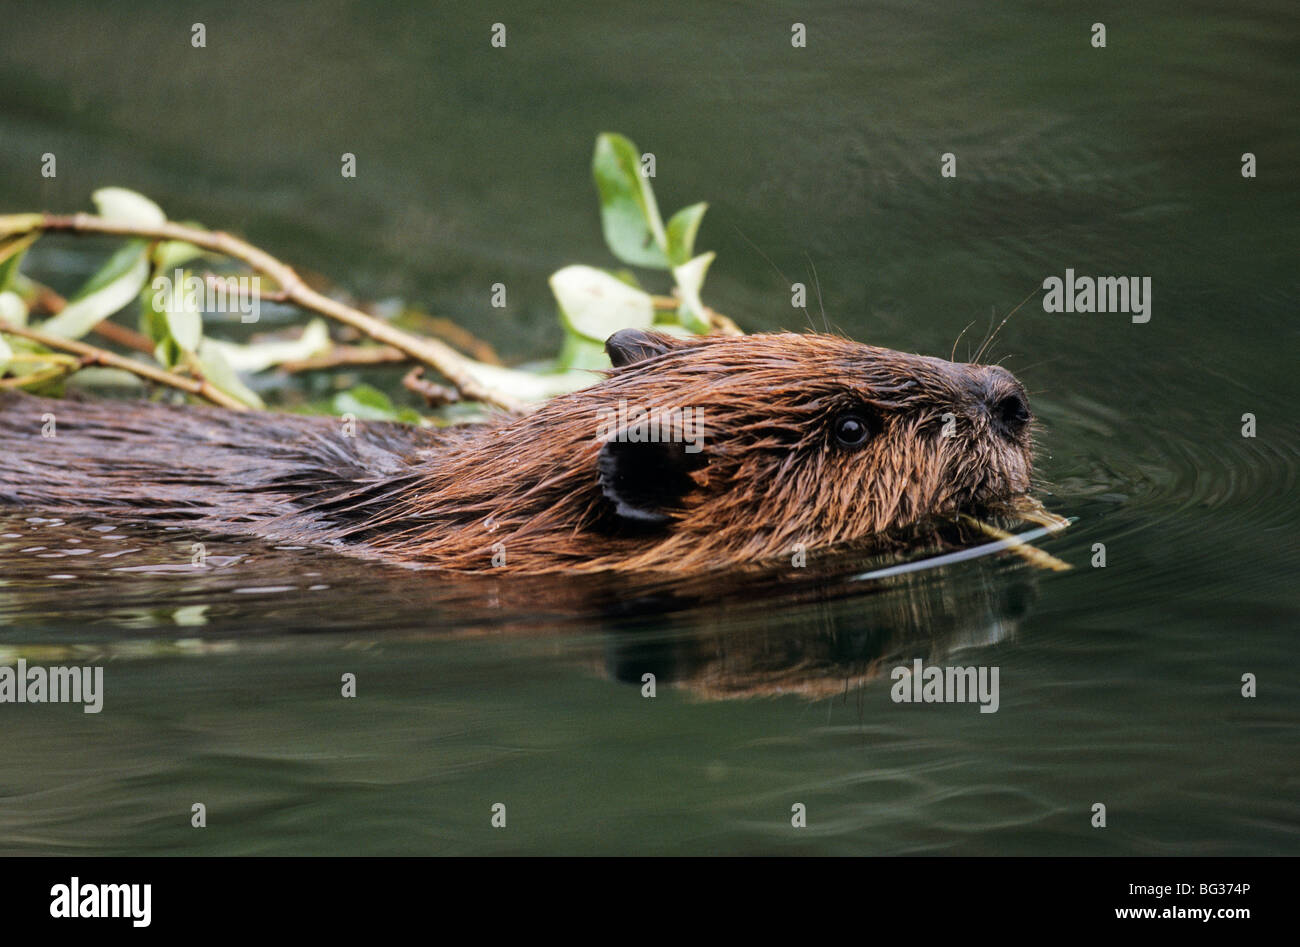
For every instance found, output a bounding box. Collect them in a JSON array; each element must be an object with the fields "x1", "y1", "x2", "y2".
[{"x1": 964, "y1": 366, "x2": 1031, "y2": 438}]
